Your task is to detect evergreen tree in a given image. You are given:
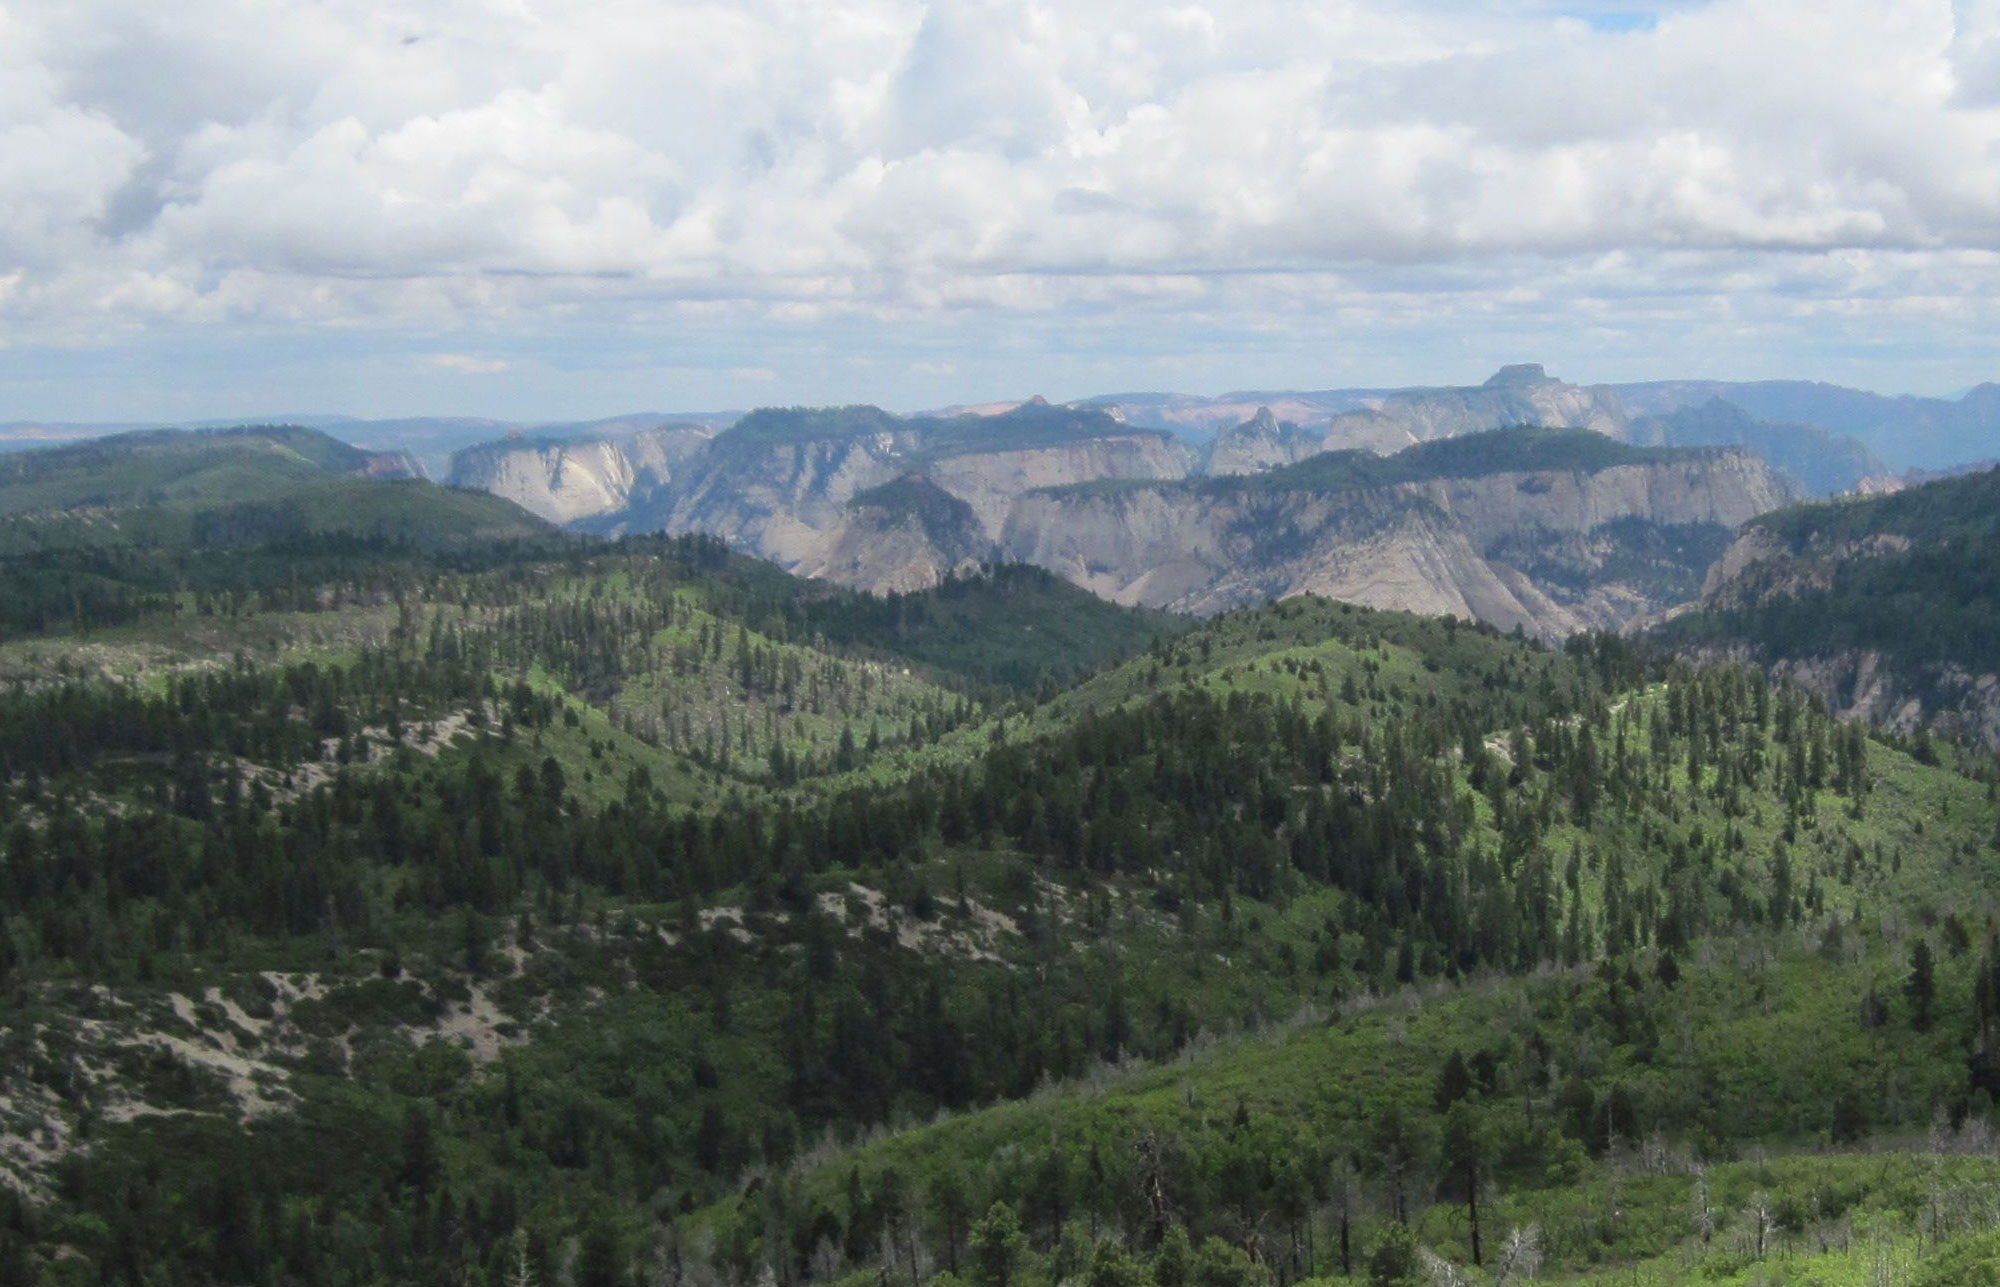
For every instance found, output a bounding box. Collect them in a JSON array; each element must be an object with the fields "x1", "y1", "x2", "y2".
[{"x1": 1907, "y1": 937, "x2": 1937, "y2": 1032}]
